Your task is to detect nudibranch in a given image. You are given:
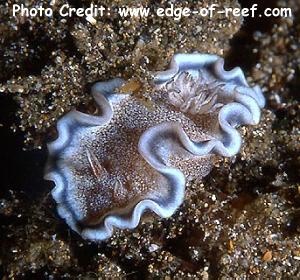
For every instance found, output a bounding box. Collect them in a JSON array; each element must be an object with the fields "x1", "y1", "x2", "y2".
[{"x1": 45, "y1": 53, "x2": 265, "y2": 241}]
